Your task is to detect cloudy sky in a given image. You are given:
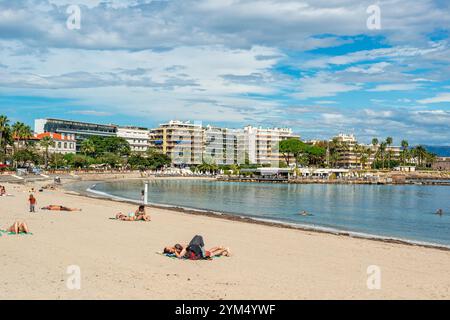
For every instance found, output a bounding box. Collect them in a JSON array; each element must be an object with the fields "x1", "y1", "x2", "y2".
[{"x1": 0, "y1": 0, "x2": 449, "y2": 145}]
